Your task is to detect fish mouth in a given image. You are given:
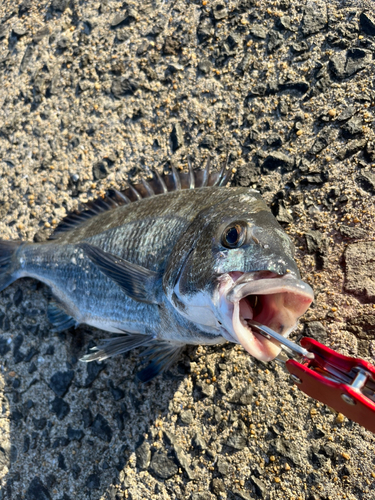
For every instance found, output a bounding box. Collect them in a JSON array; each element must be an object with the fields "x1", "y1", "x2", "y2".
[{"x1": 219, "y1": 271, "x2": 314, "y2": 361}]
